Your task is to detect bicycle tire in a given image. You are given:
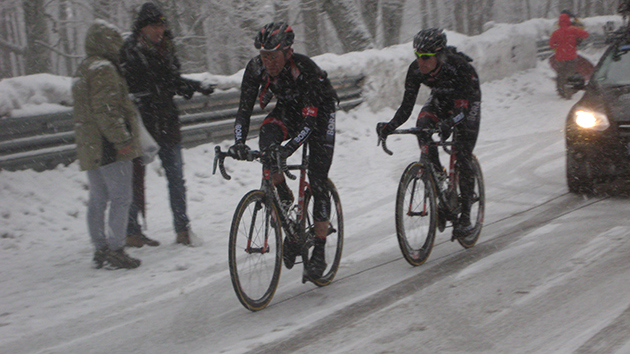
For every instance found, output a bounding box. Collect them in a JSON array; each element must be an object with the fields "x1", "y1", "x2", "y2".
[
  {"x1": 395, "y1": 162, "x2": 438, "y2": 266},
  {"x1": 228, "y1": 190, "x2": 283, "y2": 311},
  {"x1": 304, "y1": 179, "x2": 344, "y2": 287},
  {"x1": 456, "y1": 155, "x2": 485, "y2": 249}
]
